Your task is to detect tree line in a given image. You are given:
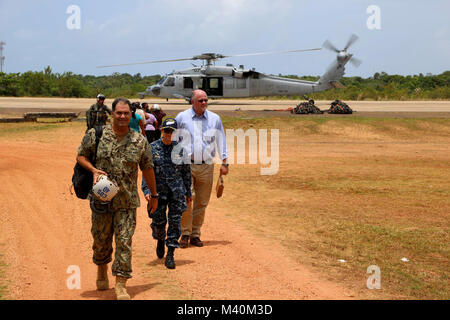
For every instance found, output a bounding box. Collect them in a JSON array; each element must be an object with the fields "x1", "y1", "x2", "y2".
[
  {"x1": 284, "y1": 71, "x2": 450, "y2": 100},
  {"x1": 0, "y1": 66, "x2": 160, "y2": 98},
  {"x1": 0, "y1": 66, "x2": 448, "y2": 100}
]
